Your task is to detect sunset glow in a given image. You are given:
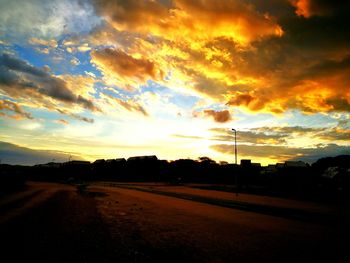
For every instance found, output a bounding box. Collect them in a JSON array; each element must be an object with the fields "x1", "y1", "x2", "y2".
[{"x1": 0, "y1": 0, "x2": 349, "y2": 165}]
